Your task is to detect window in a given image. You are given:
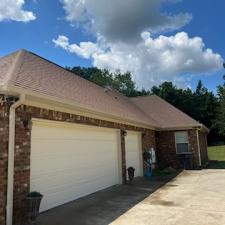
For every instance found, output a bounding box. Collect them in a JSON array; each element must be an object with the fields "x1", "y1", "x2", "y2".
[{"x1": 175, "y1": 132, "x2": 189, "y2": 154}]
